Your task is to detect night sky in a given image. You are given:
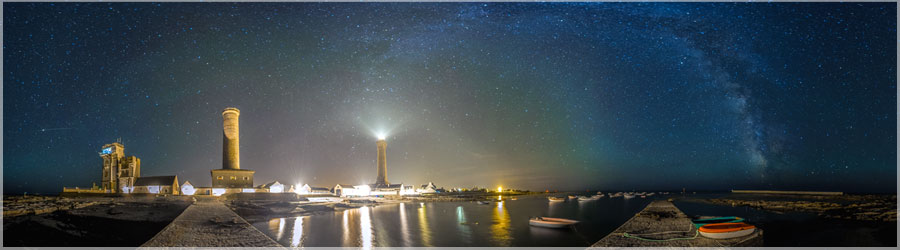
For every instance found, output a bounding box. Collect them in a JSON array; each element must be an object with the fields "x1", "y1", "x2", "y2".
[{"x1": 3, "y1": 3, "x2": 896, "y2": 194}]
